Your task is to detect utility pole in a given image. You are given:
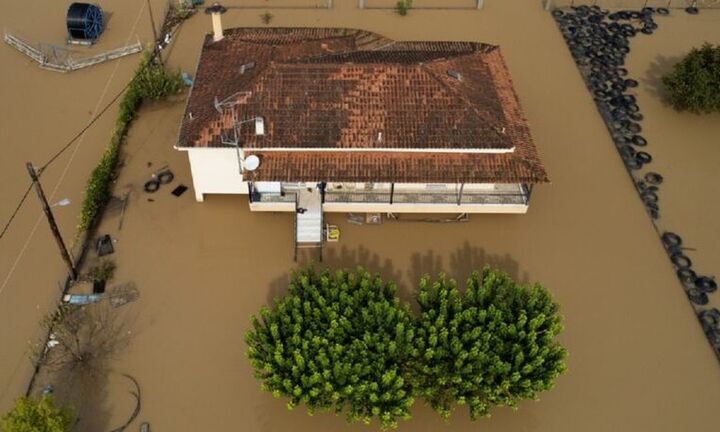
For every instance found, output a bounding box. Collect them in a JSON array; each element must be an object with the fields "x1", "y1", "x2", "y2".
[
  {"x1": 146, "y1": 0, "x2": 163, "y2": 66},
  {"x1": 26, "y1": 163, "x2": 77, "y2": 280}
]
